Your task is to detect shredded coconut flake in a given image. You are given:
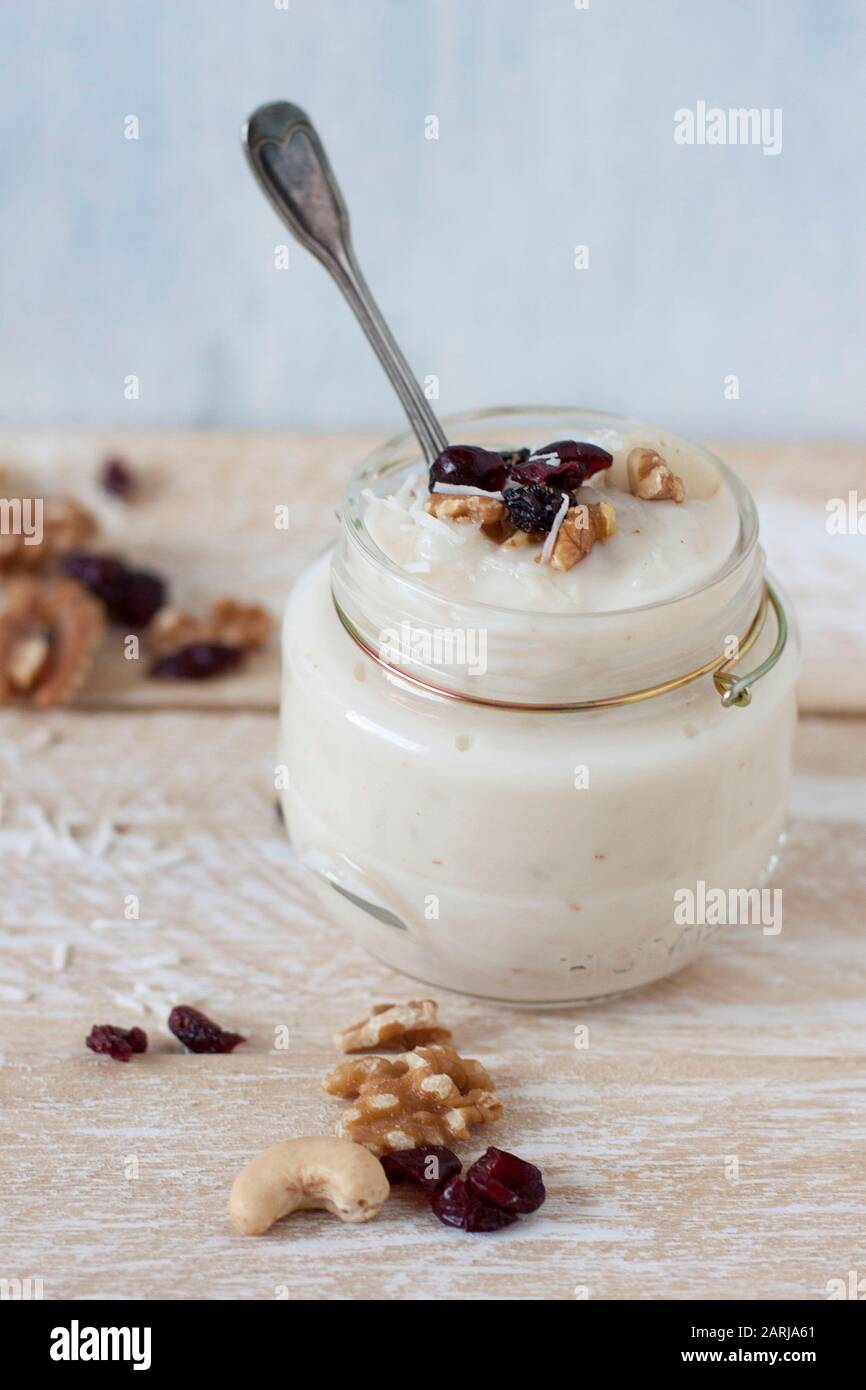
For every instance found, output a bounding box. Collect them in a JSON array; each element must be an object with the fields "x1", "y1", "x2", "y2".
[
  {"x1": 431, "y1": 482, "x2": 505, "y2": 500},
  {"x1": 111, "y1": 991, "x2": 148, "y2": 1016},
  {"x1": 540, "y1": 492, "x2": 571, "y2": 565},
  {"x1": 0, "y1": 984, "x2": 31, "y2": 1002},
  {"x1": 137, "y1": 951, "x2": 183, "y2": 970},
  {"x1": 51, "y1": 942, "x2": 71, "y2": 972}
]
